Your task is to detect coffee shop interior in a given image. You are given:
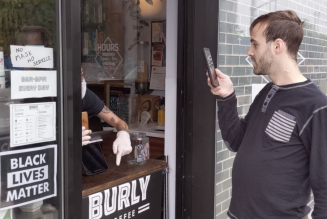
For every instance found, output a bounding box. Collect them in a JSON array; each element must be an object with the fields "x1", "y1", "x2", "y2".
[
  {"x1": 82, "y1": 0, "x2": 167, "y2": 157},
  {"x1": 80, "y1": 0, "x2": 176, "y2": 219}
]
